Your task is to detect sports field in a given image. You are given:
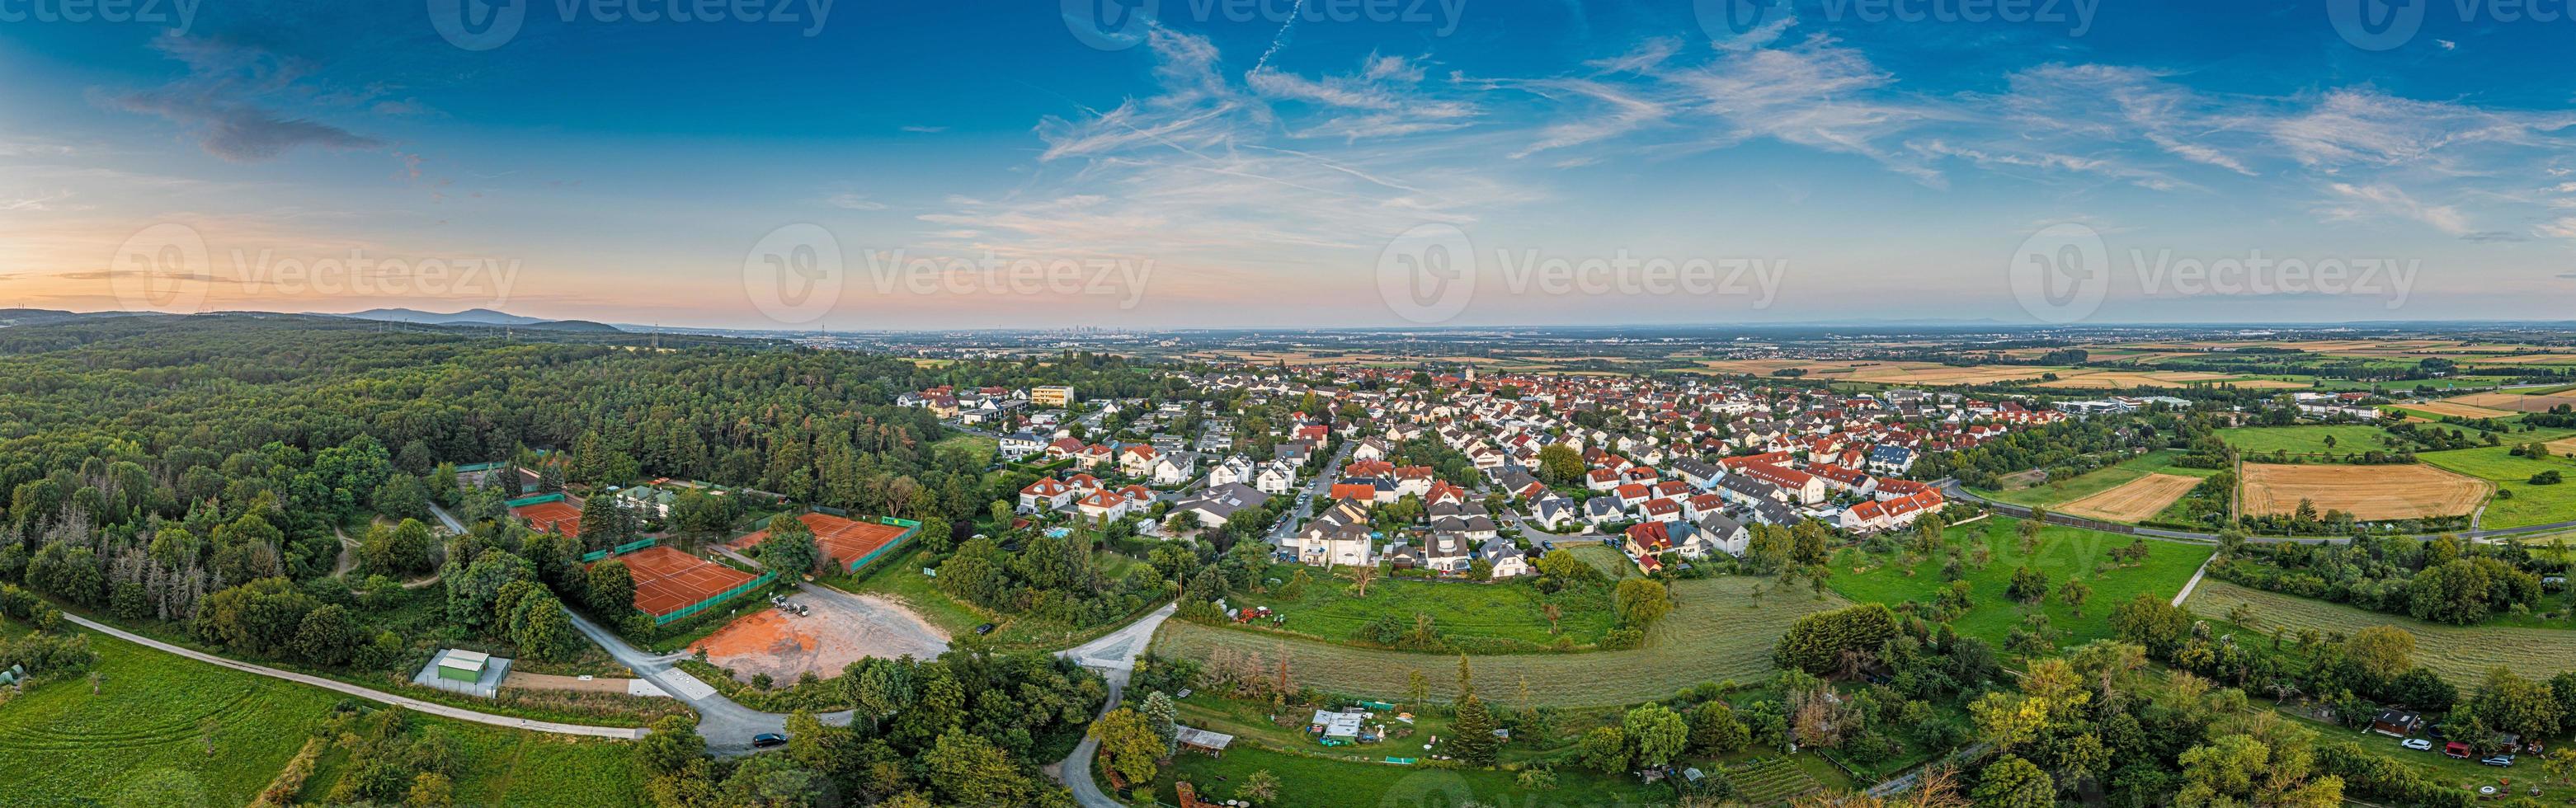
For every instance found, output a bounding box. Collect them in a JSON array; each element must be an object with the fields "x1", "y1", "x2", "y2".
[
  {"x1": 511, "y1": 500, "x2": 584, "y2": 538},
  {"x1": 732, "y1": 512, "x2": 910, "y2": 572},
  {"x1": 1147, "y1": 575, "x2": 1846, "y2": 707},
  {"x1": 2183, "y1": 580, "x2": 2576, "y2": 685},
  {"x1": 616, "y1": 545, "x2": 761, "y2": 617},
  {"x1": 2058, "y1": 473, "x2": 2202, "y2": 523},
  {"x1": 2239, "y1": 463, "x2": 2490, "y2": 521}
]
